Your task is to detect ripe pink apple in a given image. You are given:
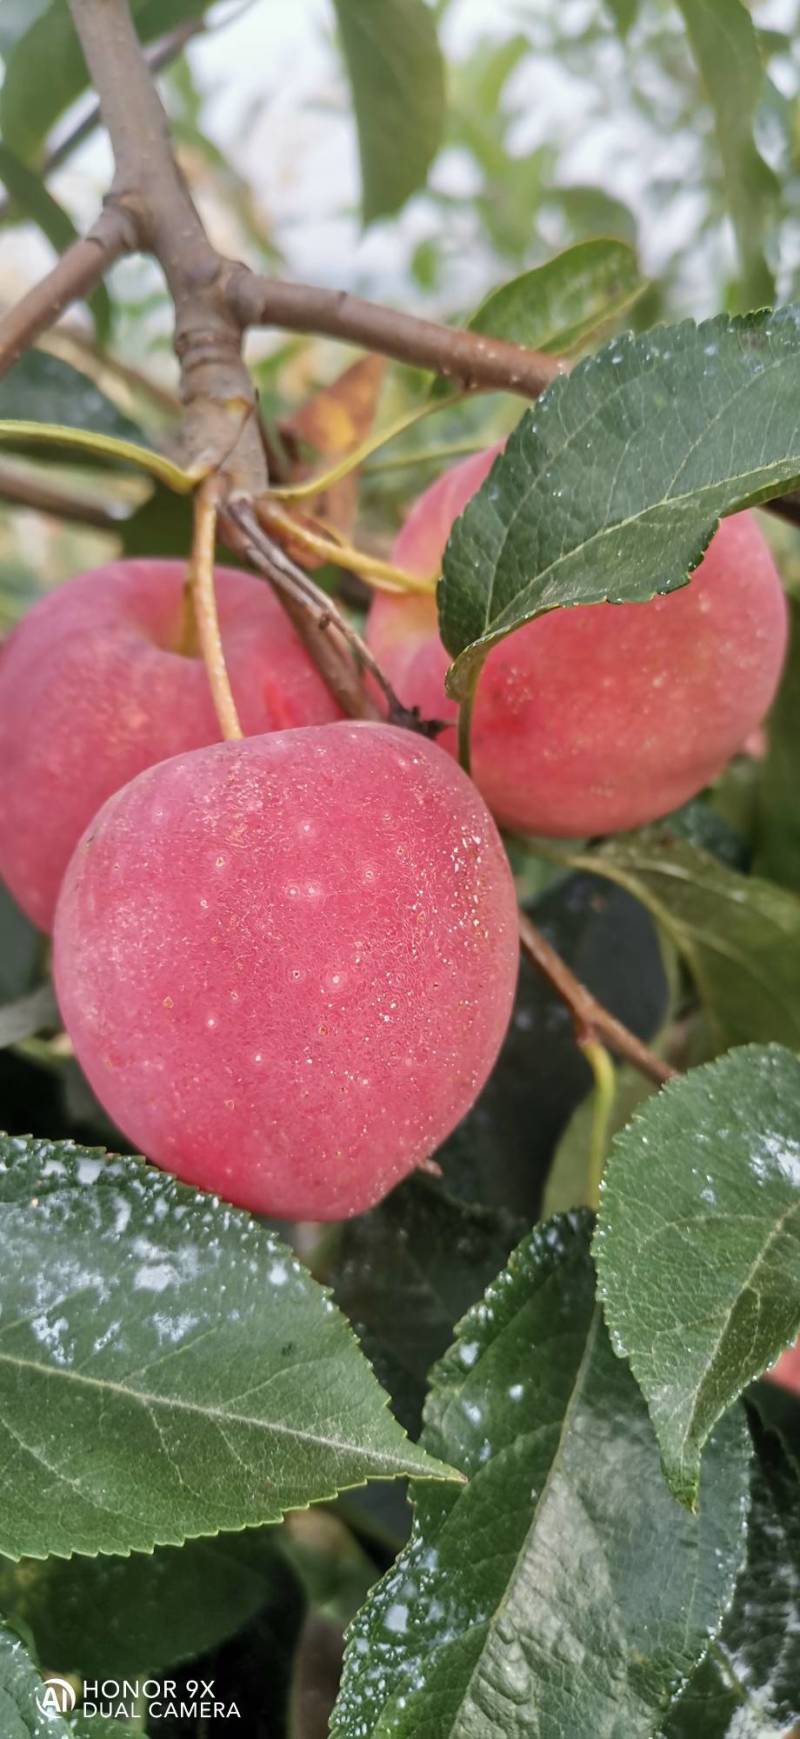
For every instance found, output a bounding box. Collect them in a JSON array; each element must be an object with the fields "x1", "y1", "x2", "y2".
[
  {"x1": 767, "y1": 1340, "x2": 800, "y2": 1396},
  {"x1": 53, "y1": 723, "x2": 519, "y2": 1220},
  {"x1": 0, "y1": 559, "x2": 343, "y2": 931},
  {"x1": 368, "y1": 444, "x2": 788, "y2": 836}
]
